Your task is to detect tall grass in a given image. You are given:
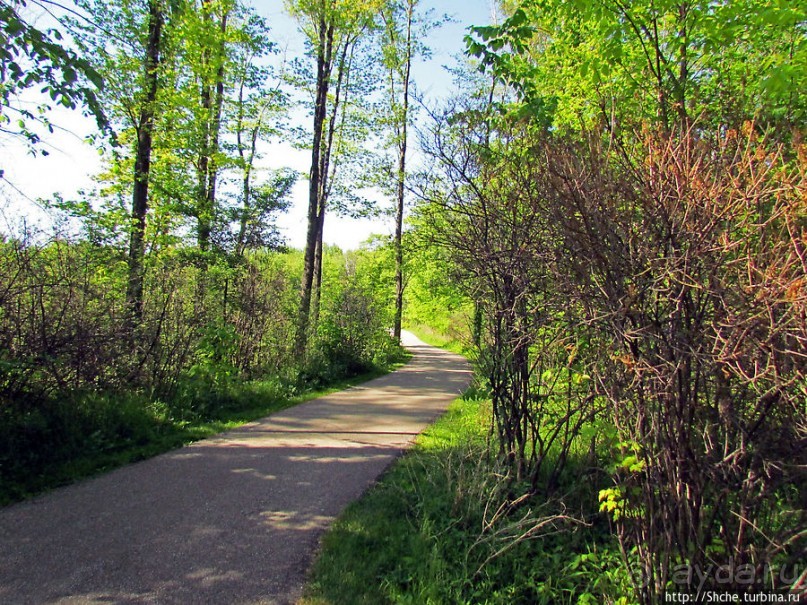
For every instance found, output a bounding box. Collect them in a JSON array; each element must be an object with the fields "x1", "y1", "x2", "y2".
[{"x1": 0, "y1": 362, "x2": 404, "y2": 507}]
